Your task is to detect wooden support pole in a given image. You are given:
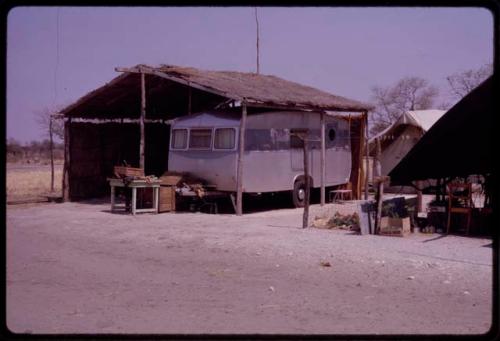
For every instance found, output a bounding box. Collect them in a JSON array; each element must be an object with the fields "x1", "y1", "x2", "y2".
[
  {"x1": 364, "y1": 111, "x2": 369, "y2": 200},
  {"x1": 140, "y1": 72, "x2": 146, "y2": 170},
  {"x1": 62, "y1": 118, "x2": 71, "y2": 201},
  {"x1": 188, "y1": 86, "x2": 192, "y2": 115},
  {"x1": 303, "y1": 135, "x2": 310, "y2": 228},
  {"x1": 416, "y1": 180, "x2": 423, "y2": 213},
  {"x1": 320, "y1": 112, "x2": 326, "y2": 206},
  {"x1": 374, "y1": 177, "x2": 385, "y2": 235},
  {"x1": 374, "y1": 138, "x2": 382, "y2": 179},
  {"x1": 49, "y1": 115, "x2": 55, "y2": 192},
  {"x1": 373, "y1": 139, "x2": 387, "y2": 235},
  {"x1": 236, "y1": 102, "x2": 247, "y2": 215}
]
